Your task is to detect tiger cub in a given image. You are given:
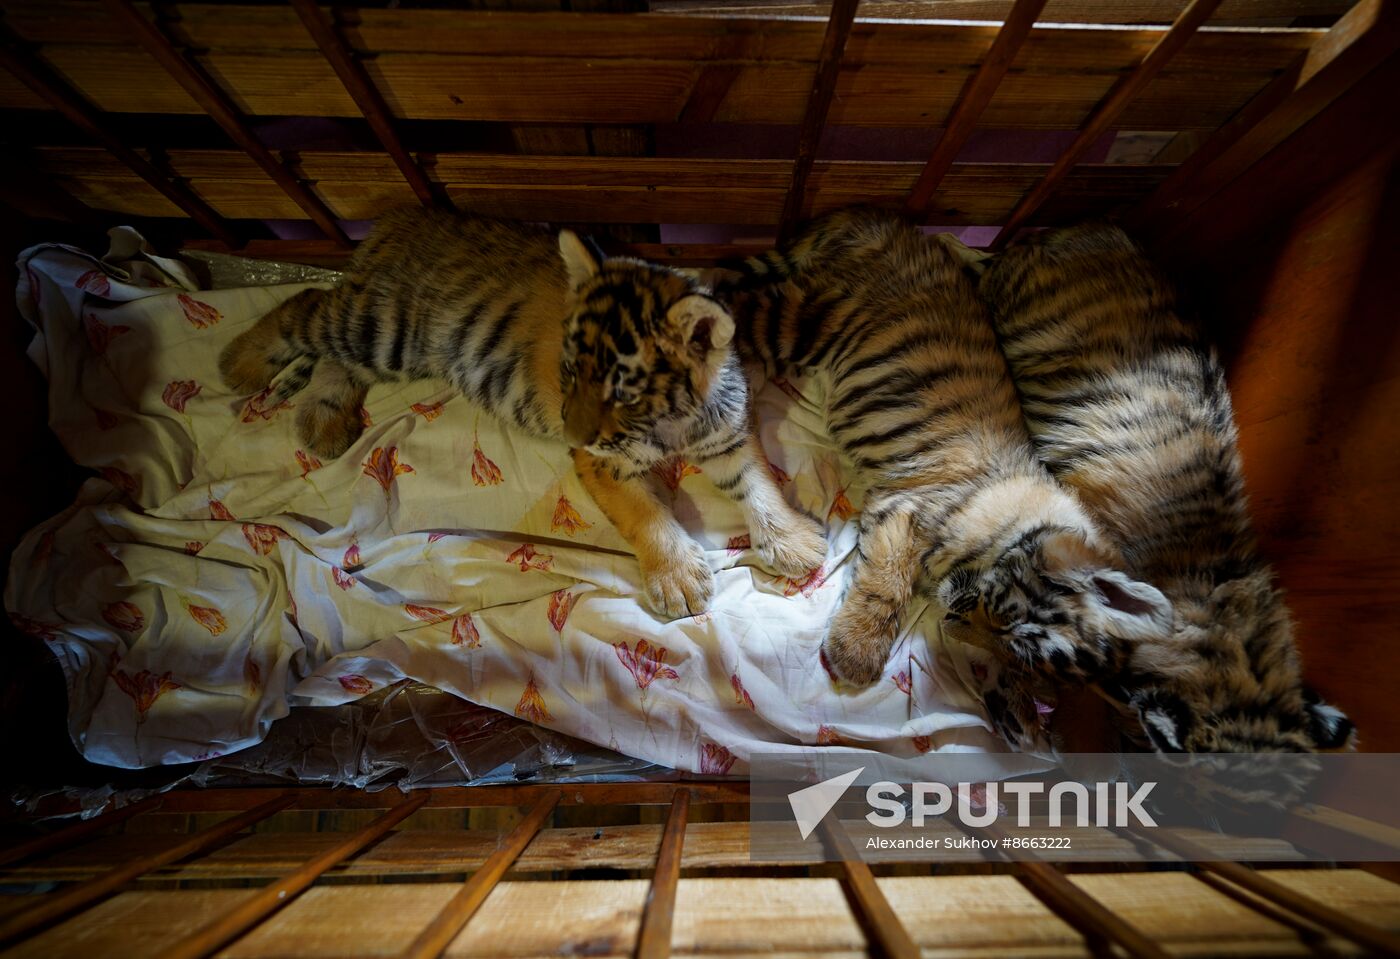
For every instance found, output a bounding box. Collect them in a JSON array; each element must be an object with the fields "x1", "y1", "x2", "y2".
[
  {"x1": 713, "y1": 208, "x2": 1173, "y2": 687},
  {"x1": 218, "y1": 209, "x2": 827, "y2": 619},
  {"x1": 977, "y1": 223, "x2": 1353, "y2": 753}
]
